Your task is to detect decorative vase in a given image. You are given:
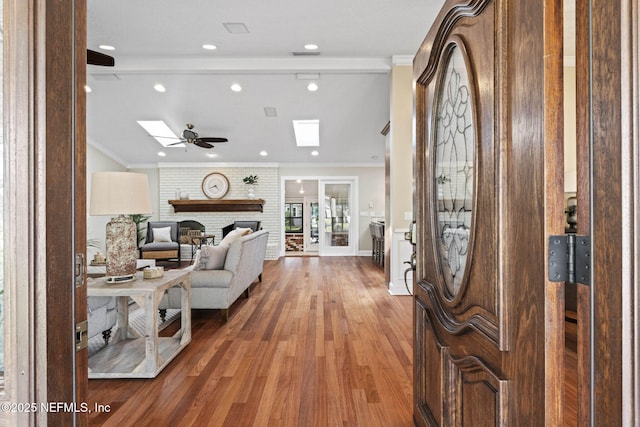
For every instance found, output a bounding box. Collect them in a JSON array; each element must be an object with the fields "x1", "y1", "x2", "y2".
[{"x1": 247, "y1": 184, "x2": 255, "y2": 199}]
